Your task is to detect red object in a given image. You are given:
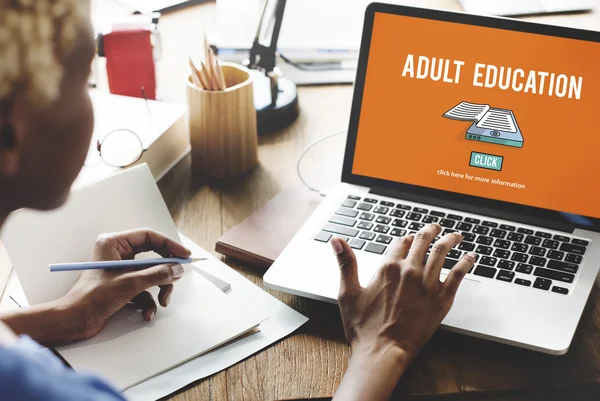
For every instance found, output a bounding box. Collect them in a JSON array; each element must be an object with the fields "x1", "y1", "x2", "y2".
[{"x1": 102, "y1": 29, "x2": 156, "y2": 99}]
